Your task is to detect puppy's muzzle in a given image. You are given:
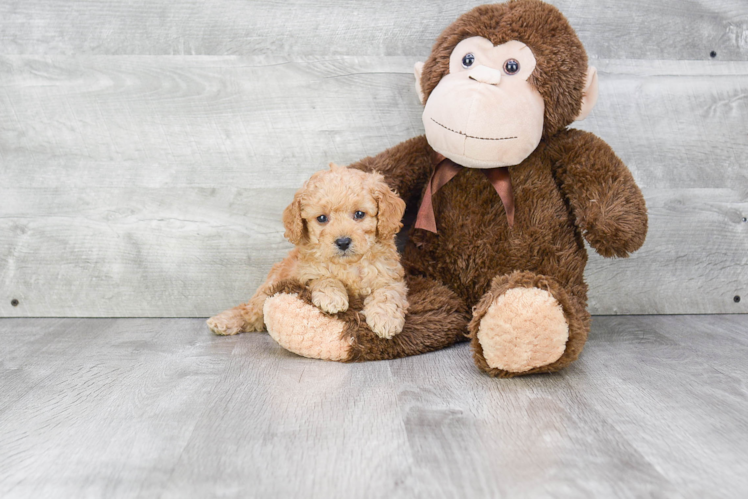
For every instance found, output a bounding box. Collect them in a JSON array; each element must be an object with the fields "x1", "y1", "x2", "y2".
[{"x1": 335, "y1": 237, "x2": 352, "y2": 251}]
